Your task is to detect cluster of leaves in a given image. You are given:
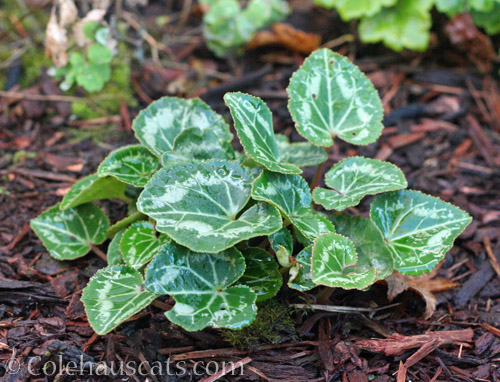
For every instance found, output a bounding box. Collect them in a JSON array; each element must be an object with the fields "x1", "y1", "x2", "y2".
[
  {"x1": 200, "y1": 0, "x2": 290, "y2": 57},
  {"x1": 55, "y1": 21, "x2": 114, "y2": 92},
  {"x1": 31, "y1": 49, "x2": 471, "y2": 335},
  {"x1": 315, "y1": 0, "x2": 500, "y2": 51}
]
